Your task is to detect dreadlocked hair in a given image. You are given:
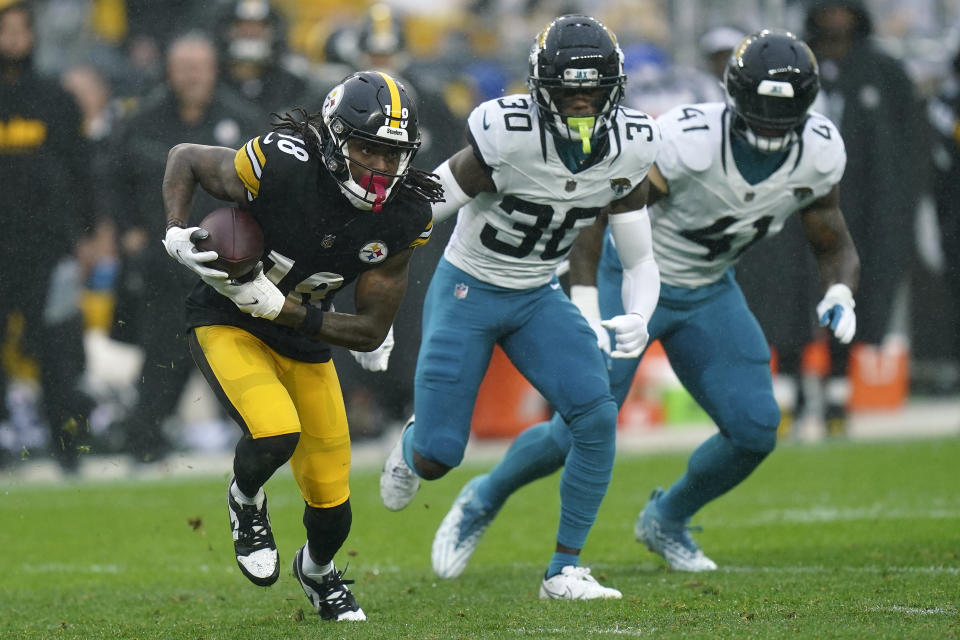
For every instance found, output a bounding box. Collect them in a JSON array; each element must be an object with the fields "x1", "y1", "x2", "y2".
[
  {"x1": 404, "y1": 168, "x2": 444, "y2": 204},
  {"x1": 269, "y1": 108, "x2": 444, "y2": 204},
  {"x1": 271, "y1": 108, "x2": 324, "y2": 150}
]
